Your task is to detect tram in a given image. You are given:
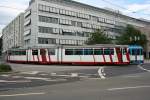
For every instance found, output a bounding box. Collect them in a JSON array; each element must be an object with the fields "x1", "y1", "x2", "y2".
[
  {"x1": 128, "y1": 45, "x2": 144, "y2": 64},
  {"x1": 6, "y1": 44, "x2": 144, "y2": 65}
]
